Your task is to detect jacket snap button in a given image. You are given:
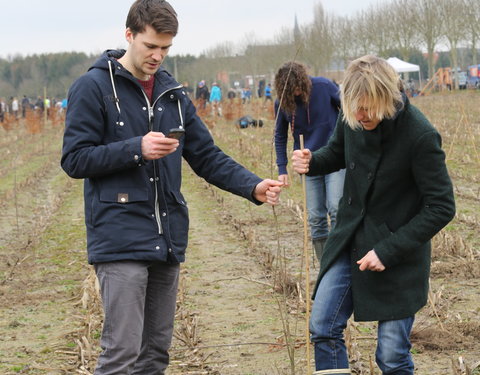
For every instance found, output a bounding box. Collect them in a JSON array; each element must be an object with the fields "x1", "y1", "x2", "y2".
[
  {"x1": 142, "y1": 107, "x2": 147, "y2": 111},
  {"x1": 170, "y1": 94, "x2": 174, "y2": 99},
  {"x1": 155, "y1": 246, "x2": 160, "y2": 250},
  {"x1": 158, "y1": 107, "x2": 163, "y2": 111}
]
